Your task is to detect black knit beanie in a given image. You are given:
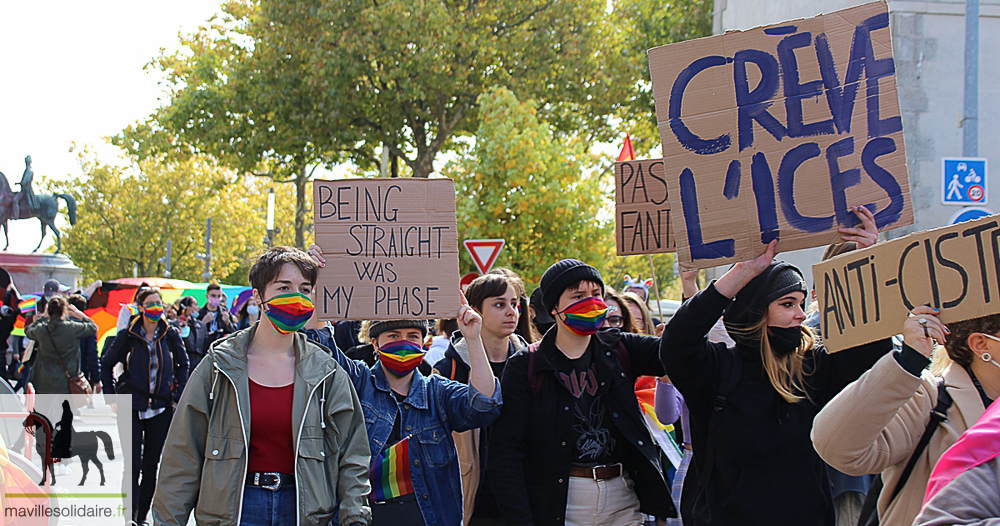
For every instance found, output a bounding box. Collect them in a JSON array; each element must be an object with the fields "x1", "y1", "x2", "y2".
[
  {"x1": 368, "y1": 319, "x2": 429, "y2": 340},
  {"x1": 539, "y1": 259, "x2": 605, "y2": 314},
  {"x1": 722, "y1": 261, "x2": 807, "y2": 338}
]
